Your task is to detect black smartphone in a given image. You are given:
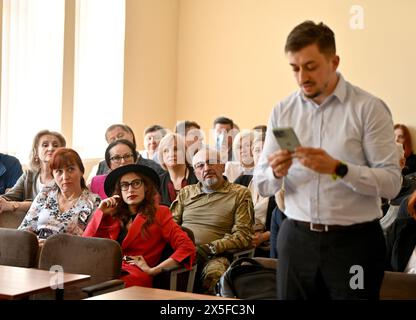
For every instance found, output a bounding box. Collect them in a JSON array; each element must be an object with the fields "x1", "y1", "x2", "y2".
[{"x1": 273, "y1": 127, "x2": 301, "y2": 153}]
